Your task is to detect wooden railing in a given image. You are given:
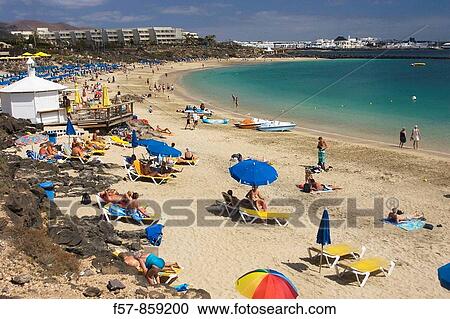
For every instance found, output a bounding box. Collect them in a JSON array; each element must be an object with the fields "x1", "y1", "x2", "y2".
[{"x1": 70, "y1": 101, "x2": 134, "y2": 126}]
